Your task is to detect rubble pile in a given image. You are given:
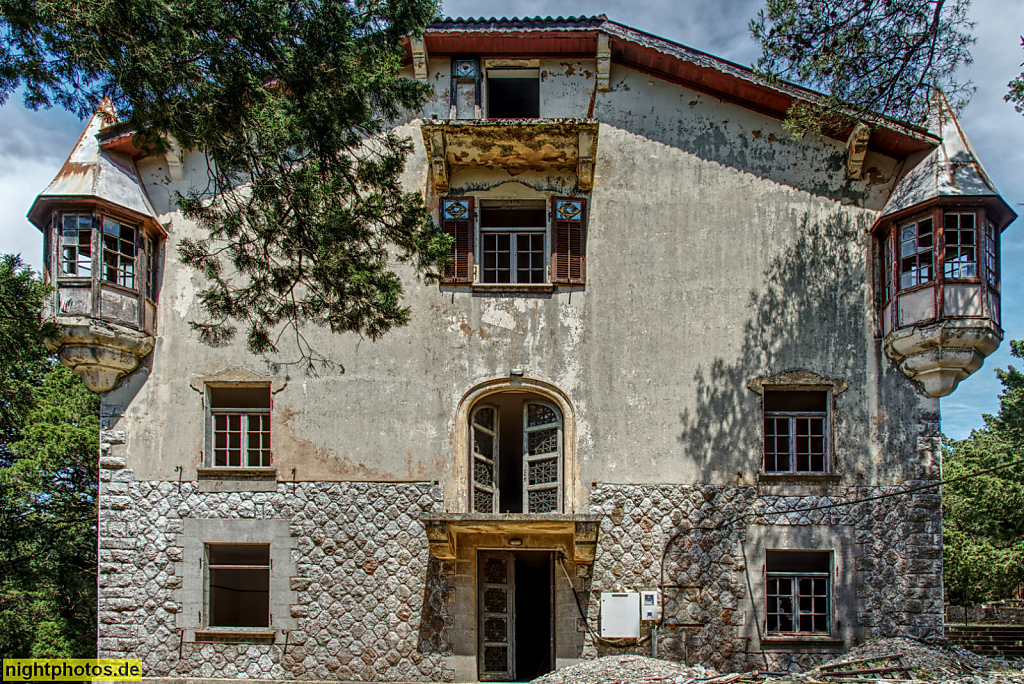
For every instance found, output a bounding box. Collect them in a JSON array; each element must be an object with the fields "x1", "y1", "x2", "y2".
[
  {"x1": 531, "y1": 654, "x2": 718, "y2": 684},
  {"x1": 799, "y1": 637, "x2": 1024, "y2": 682},
  {"x1": 532, "y1": 639, "x2": 1024, "y2": 684}
]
